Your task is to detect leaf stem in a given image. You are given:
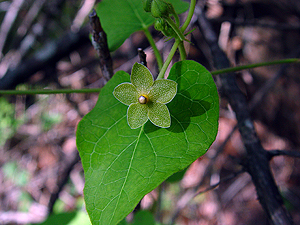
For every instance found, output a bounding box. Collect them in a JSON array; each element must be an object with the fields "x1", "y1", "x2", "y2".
[
  {"x1": 0, "y1": 88, "x2": 101, "y2": 95},
  {"x1": 211, "y1": 58, "x2": 300, "y2": 75},
  {"x1": 164, "y1": 17, "x2": 186, "y2": 42},
  {"x1": 157, "y1": 40, "x2": 180, "y2": 79},
  {"x1": 181, "y1": 0, "x2": 196, "y2": 32},
  {"x1": 143, "y1": 27, "x2": 163, "y2": 70},
  {"x1": 178, "y1": 42, "x2": 186, "y2": 60},
  {"x1": 1, "y1": 59, "x2": 298, "y2": 95}
]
